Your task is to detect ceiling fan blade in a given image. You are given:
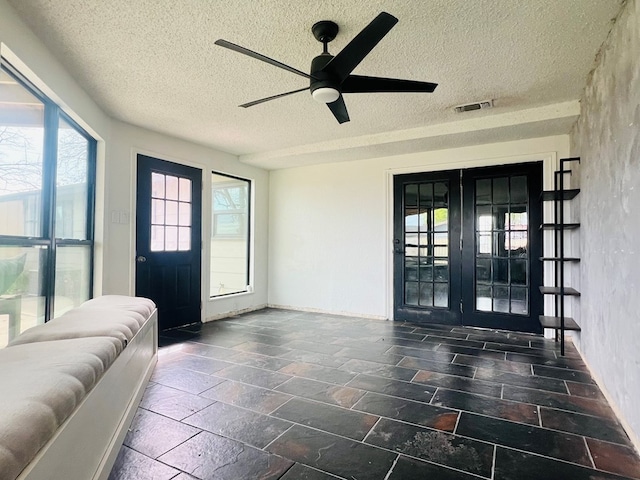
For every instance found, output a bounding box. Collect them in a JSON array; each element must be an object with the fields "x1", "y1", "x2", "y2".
[
  {"x1": 326, "y1": 95, "x2": 350, "y2": 124},
  {"x1": 322, "y1": 12, "x2": 398, "y2": 82},
  {"x1": 215, "y1": 39, "x2": 313, "y2": 80},
  {"x1": 342, "y1": 75, "x2": 438, "y2": 93},
  {"x1": 239, "y1": 87, "x2": 310, "y2": 108}
]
